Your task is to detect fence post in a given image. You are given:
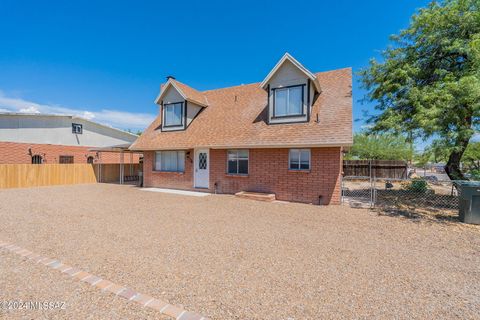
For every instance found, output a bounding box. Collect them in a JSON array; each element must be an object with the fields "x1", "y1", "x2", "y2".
[
  {"x1": 369, "y1": 160, "x2": 372, "y2": 179},
  {"x1": 370, "y1": 177, "x2": 375, "y2": 208}
]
